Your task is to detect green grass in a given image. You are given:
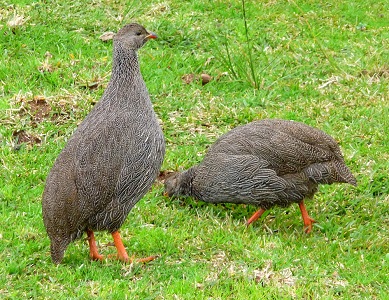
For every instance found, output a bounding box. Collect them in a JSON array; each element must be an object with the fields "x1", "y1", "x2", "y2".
[{"x1": 1, "y1": 0, "x2": 388, "y2": 298}]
